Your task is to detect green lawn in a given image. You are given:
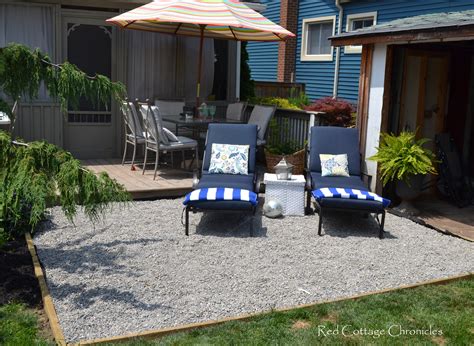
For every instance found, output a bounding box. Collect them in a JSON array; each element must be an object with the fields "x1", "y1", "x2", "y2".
[
  {"x1": 118, "y1": 277, "x2": 473, "y2": 346},
  {"x1": 2, "y1": 278, "x2": 473, "y2": 345},
  {"x1": 0, "y1": 303, "x2": 50, "y2": 346}
]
